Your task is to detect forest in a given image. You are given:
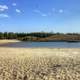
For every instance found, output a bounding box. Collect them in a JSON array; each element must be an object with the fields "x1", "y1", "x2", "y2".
[{"x1": 0, "y1": 32, "x2": 80, "y2": 42}]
